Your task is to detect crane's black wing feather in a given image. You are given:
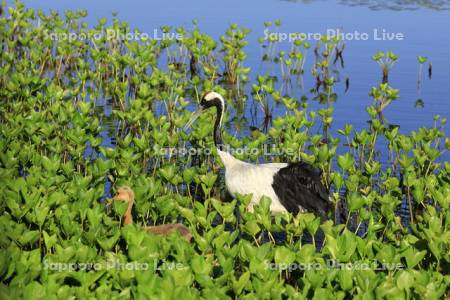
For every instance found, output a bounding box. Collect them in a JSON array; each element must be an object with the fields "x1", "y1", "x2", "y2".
[{"x1": 272, "y1": 162, "x2": 332, "y2": 218}]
